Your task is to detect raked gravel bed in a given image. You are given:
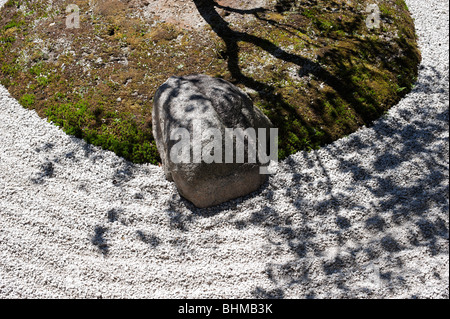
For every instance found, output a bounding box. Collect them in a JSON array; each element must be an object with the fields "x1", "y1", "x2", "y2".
[{"x1": 0, "y1": 0, "x2": 448, "y2": 298}]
